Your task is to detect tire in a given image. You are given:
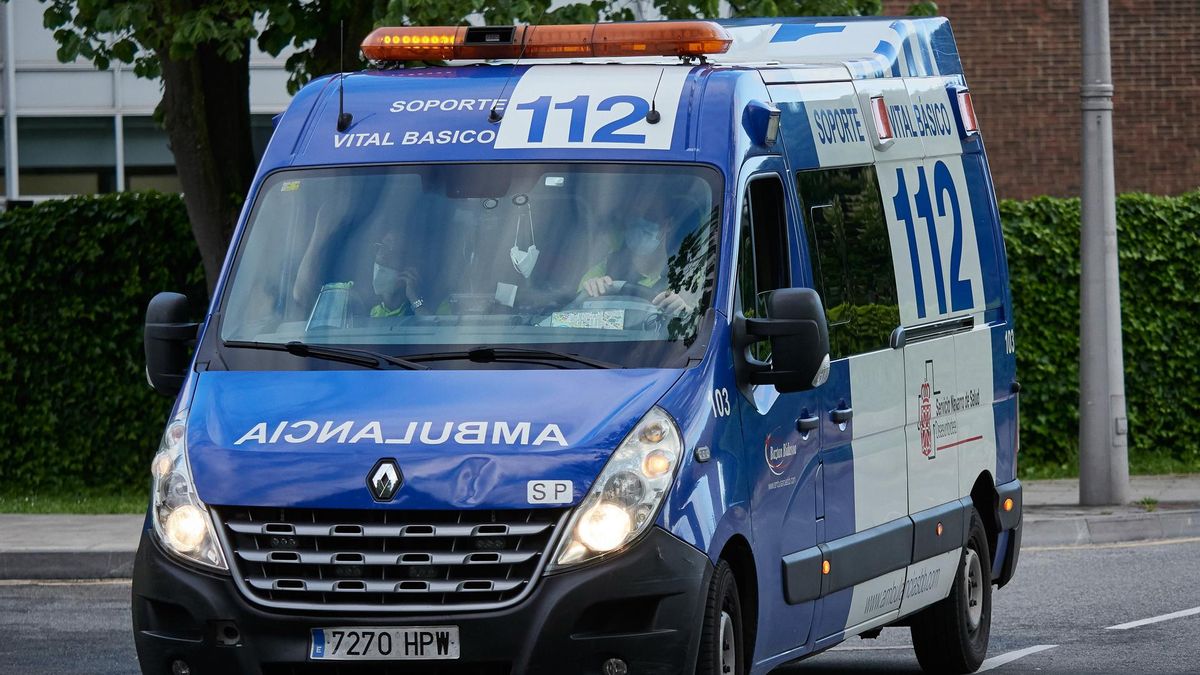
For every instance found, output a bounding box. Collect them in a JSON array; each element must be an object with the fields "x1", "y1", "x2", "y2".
[
  {"x1": 696, "y1": 560, "x2": 745, "y2": 675},
  {"x1": 910, "y1": 508, "x2": 993, "y2": 674}
]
